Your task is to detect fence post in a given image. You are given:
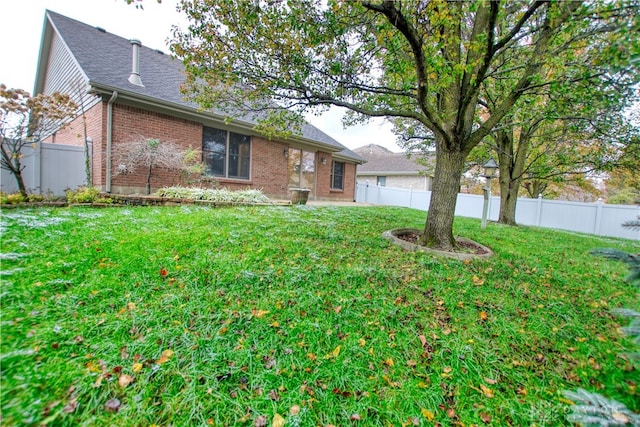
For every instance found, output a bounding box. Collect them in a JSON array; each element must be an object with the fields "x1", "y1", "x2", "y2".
[
  {"x1": 536, "y1": 194, "x2": 543, "y2": 226},
  {"x1": 594, "y1": 198, "x2": 603, "y2": 236},
  {"x1": 33, "y1": 141, "x2": 42, "y2": 194},
  {"x1": 364, "y1": 181, "x2": 369, "y2": 203}
]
